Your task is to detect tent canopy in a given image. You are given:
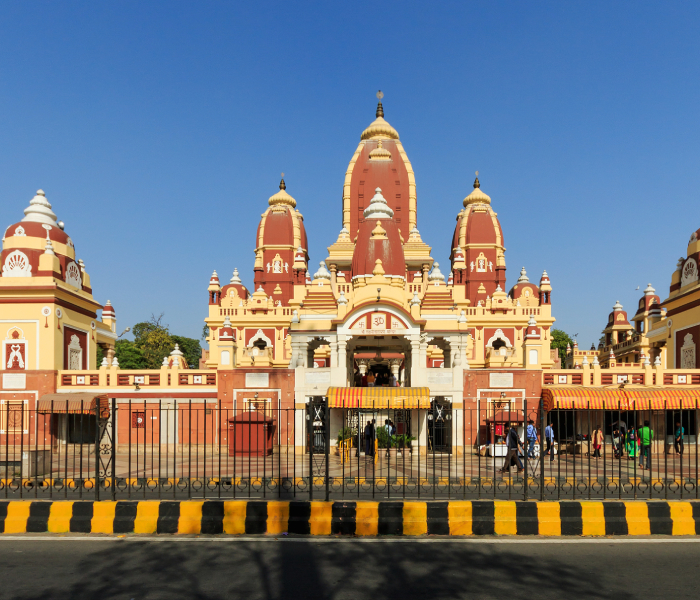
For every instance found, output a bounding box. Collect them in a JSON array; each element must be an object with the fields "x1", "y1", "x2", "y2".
[
  {"x1": 327, "y1": 387, "x2": 431, "y2": 409},
  {"x1": 37, "y1": 393, "x2": 108, "y2": 414},
  {"x1": 543, "y1": 387, "x2": 700, "y2": 411}
]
